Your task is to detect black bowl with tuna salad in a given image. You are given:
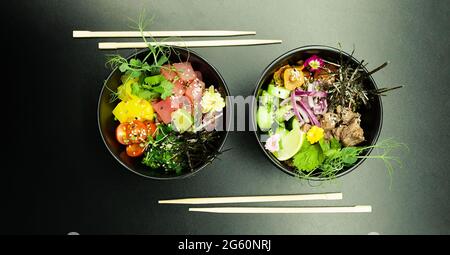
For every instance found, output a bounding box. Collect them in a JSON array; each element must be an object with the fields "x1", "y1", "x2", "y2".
[
  {"x1": 98, "y1": 47, "x2": 230, "y2": 180},
  {"x1": 252, "y1": 45, "x2": 383, "y2": 180}
]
